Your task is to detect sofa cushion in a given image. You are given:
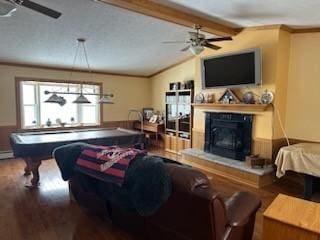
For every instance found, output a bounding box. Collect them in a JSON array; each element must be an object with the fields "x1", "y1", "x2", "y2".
[{"x1": 166, "y1": 164, "x2": 210, "y2": 194}]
